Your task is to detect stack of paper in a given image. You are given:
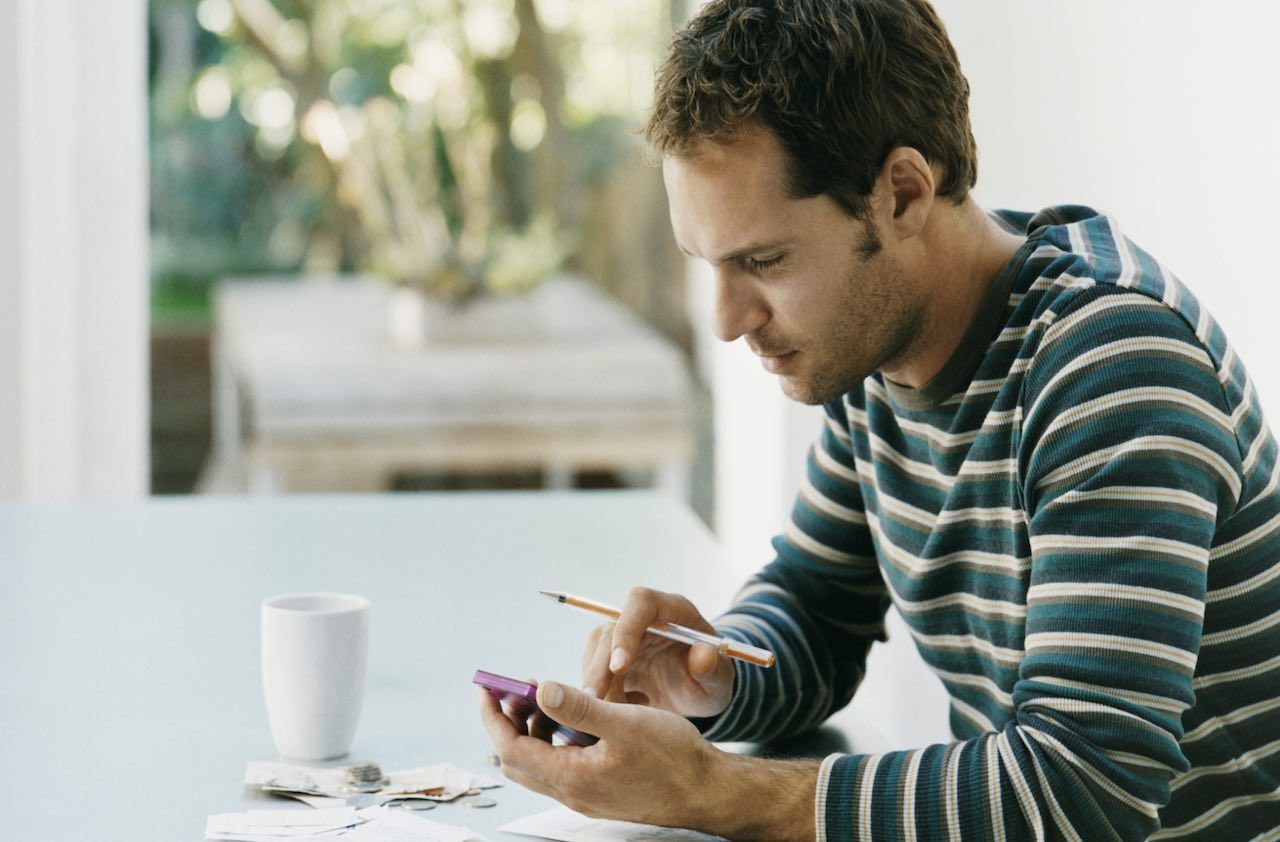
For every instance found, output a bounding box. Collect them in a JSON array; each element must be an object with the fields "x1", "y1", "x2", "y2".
[{"x1": 205, "y1": 805, "x2": 484, "y2": 841}]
